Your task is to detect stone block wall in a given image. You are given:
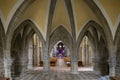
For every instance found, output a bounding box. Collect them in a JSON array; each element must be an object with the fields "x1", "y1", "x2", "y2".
[
  {"x1": 0, "y1": 47, "x2": 3, "y2": 77},
  {"x1": 116, "y1": 50, "x2": 120, "y2": 77}
]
